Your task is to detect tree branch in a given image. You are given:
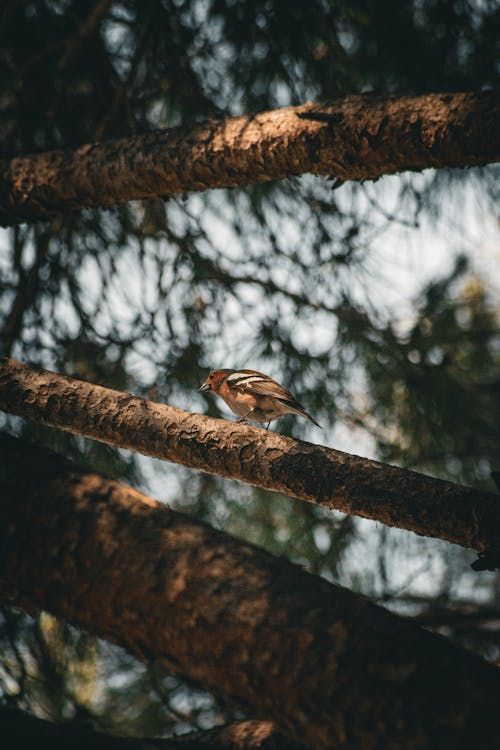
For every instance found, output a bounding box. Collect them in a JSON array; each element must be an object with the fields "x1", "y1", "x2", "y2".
[
  {"x1": 1, "y1": 433, "x2": 500, "y2": 749},
  {"x1": 1, "y1": 91, "x2": 498, "y2": 225},
  {"x1": 0, "y1": 357, "x2": 499, "y2": 561},
  {"x1": 57, "y1": 0, "x2": 114, "y2": 71}
]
